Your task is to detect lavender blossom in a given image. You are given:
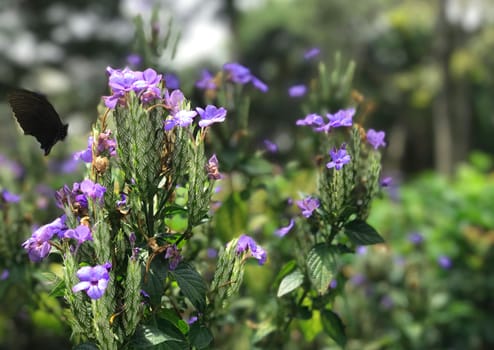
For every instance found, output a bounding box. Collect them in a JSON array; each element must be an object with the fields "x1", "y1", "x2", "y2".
[
  {"x1": 72, "y1": 264, "x2": 111, "y2": 300},
  {"x1": 326, "y1": 145, "x2": 351, "y2": 170},
  {"x1": 196, "y1": 105, "x2": 227, "y2": 127},
  {"x1": 236, "y1": 234, "x2": 267, "y2": 265},
  {"x1": 296, "y1": 196, "x2": 320, "y2": 218}
]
